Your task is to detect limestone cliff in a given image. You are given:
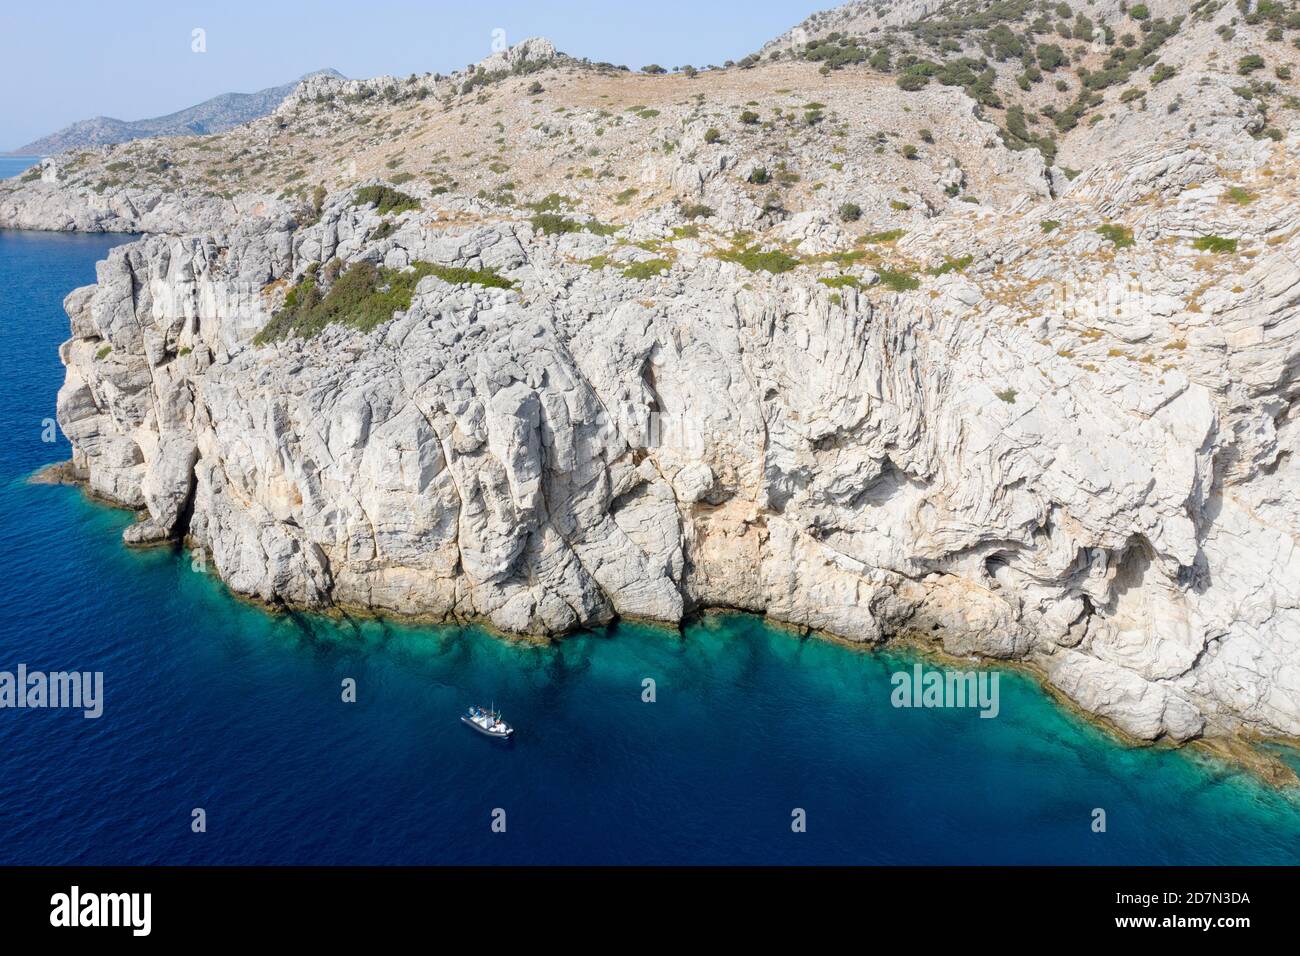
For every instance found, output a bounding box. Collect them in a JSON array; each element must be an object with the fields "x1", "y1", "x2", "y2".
[{"x1": 6, "y1": 4, "x2": 1300, "y2": 750}]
